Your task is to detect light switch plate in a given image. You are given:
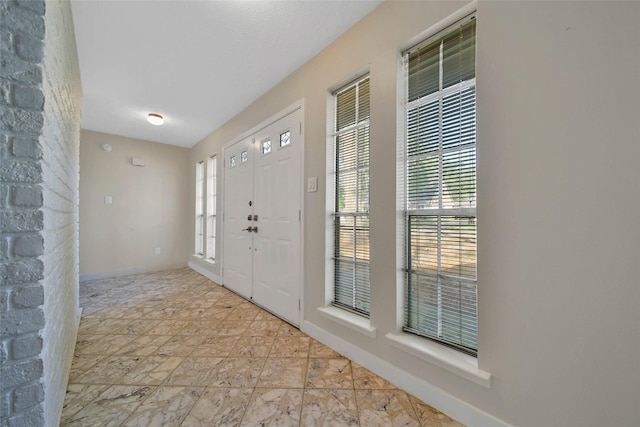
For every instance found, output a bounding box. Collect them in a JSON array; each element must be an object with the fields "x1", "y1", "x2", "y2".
[
  {"x1": 104, "y1": 196, "x2": 112, "y2": 205},
  {"x1": 307, "y1": 176, "x2": 318, "y2": 192}
]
